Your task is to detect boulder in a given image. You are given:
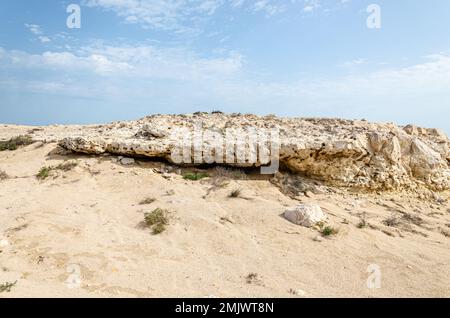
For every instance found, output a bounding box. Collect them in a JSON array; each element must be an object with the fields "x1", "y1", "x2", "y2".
[{"x1": 283, "y1": 204, "x2": 327, "y2": 227}]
